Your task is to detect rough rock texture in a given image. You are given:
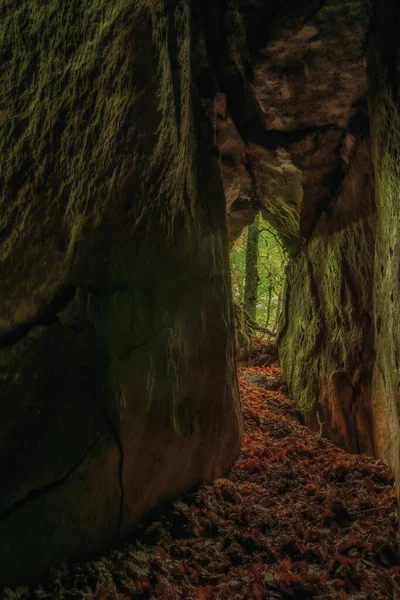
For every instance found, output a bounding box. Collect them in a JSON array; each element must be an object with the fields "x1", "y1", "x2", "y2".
[
  {"x1": 2, "y1": 0, "x2": 400, "y2": 587},
  {"x1": 279, "y1": 134, "x2": 376, "y2": 455},
  {"x1": 208, "y1": 92, "x2": 303, "y2": 245},
  {"x1": 201, "y1": 0, "x2": 370, "y2": 245},
  {"x1": 212, "y1": 0, "x2": 399, "y2": 504},
  {"x1": 250, "y1": 0, "x2": 368, "y2": 133},
  {"x1": 0, "y1": 0, "x2": 242, "y2": 587},
  {"x1": 368, "y1": 0, "x2": 400, "y2": 510},
  {"x1": 202, "y1": 0, "x2": 376, "y2": 453}
]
